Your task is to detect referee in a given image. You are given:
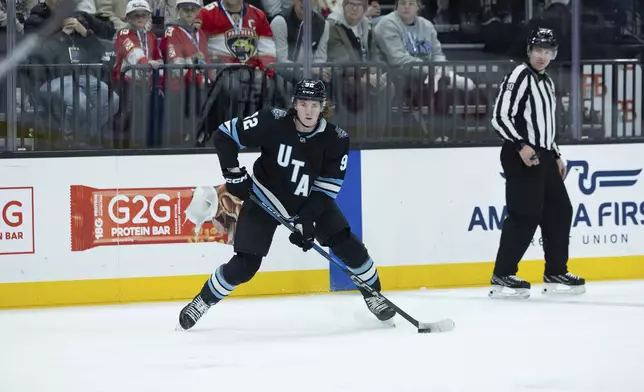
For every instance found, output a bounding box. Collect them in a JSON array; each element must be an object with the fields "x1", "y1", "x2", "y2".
[{"x1": 488, "y1": 28, "x2": 585, "y2": 299}]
